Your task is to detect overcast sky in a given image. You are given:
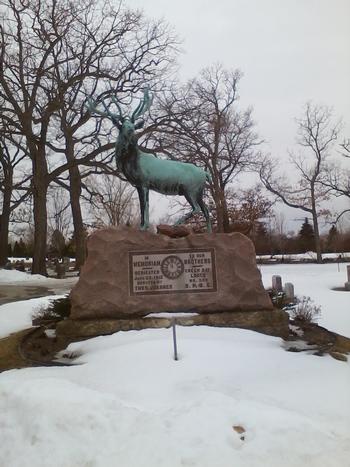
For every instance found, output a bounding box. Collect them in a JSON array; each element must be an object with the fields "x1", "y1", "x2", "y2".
[{"x1": 126, "y1": 0, "x2": 350, "y2": 230}]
